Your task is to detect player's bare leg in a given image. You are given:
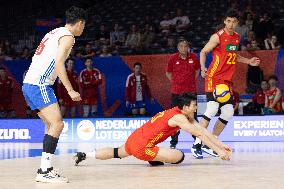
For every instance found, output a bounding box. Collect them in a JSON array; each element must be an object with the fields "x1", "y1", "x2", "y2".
[
  {"x1": 152, "y1": 147, "x2": 184, "y2": 165},
  {"x1": 74, "y1": 145, "x2": 130, "y2": 165},
  {"x1": 69, "y1": 106, "x2": 76, "y2": 117},
  {"x1": 36, "y1": 103, "x2": 68, "y2": 183},
  {"x1": 212, "y1": 120, "x2": 226, "y2": 136},
  {"x1": 140, "y1": 108, "x2": 146, "y2": 116},
  {"x1": 131, "y1": 108, "x2": 139, "y2": 116},
  {"x1": 192, "y1": 100, "x2": 219, "y2": 158}
]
